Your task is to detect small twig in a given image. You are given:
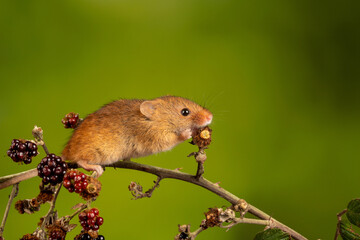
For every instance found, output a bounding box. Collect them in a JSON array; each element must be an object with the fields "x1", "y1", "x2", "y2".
[
  {"x1": 145, "y1": 176, "x2": 162, "y2": 198},
  {"x1": 32, "y1": 125, "x2": 50, "y2": 155},
  {"x1": 195, "y1": 162, "x2": 204, "y2": 180},
  {"x1": 188, "y1": 147, "x2": 207, "y2": 179},
  {"x1": 0, "y1": 183, "x2": 19, "y2": 236},
  {"x1": 67, "y1": 204, "x2": 88, "y2": 221},
  {"x1": 129, "y1": 177, "x2": 162, "y2": 200},
  {"x1": 189, "y1": 227, "x2": 206, "y2": 239},
  {"x1": 41, "y1": 143, "x2": 50, "y2": 155},
  {"x1": 41, "y1": 184, "x2": 62, "y2": 230},
  {"x1": 334, "y1": 209, "x2": 347, "y2": 240}
]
